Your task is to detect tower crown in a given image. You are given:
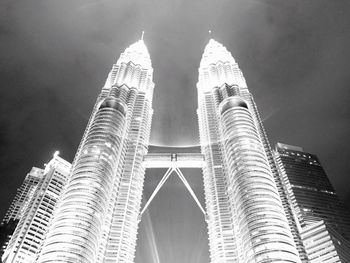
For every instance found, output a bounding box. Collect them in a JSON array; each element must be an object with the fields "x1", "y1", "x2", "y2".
[
  {"x1": 104, "y1": 39, "x2": 154, "y2": 92},
  {"x1": 197, "y1": 39, "x2": 246, "y2": 92},
  {"x1": 200, "y1": 39, "x2": 236, "y2": 69},
  {"x1": 117, "y1": 39, "x2": 152, "y2": 69}
]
